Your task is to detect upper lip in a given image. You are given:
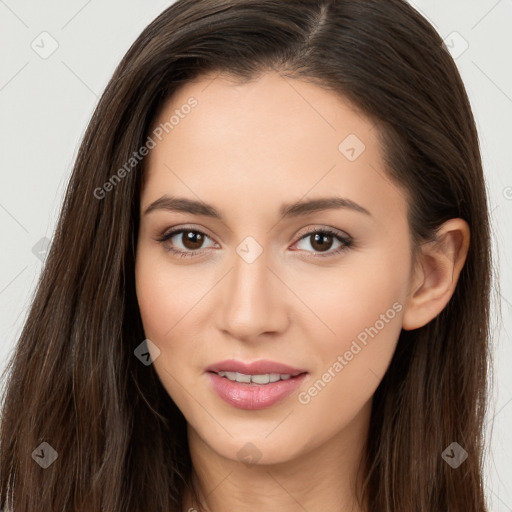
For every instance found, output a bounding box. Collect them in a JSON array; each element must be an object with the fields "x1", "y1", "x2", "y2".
[{"x1": 206, "y1": 359, "x2": 307, "y2": 376}]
